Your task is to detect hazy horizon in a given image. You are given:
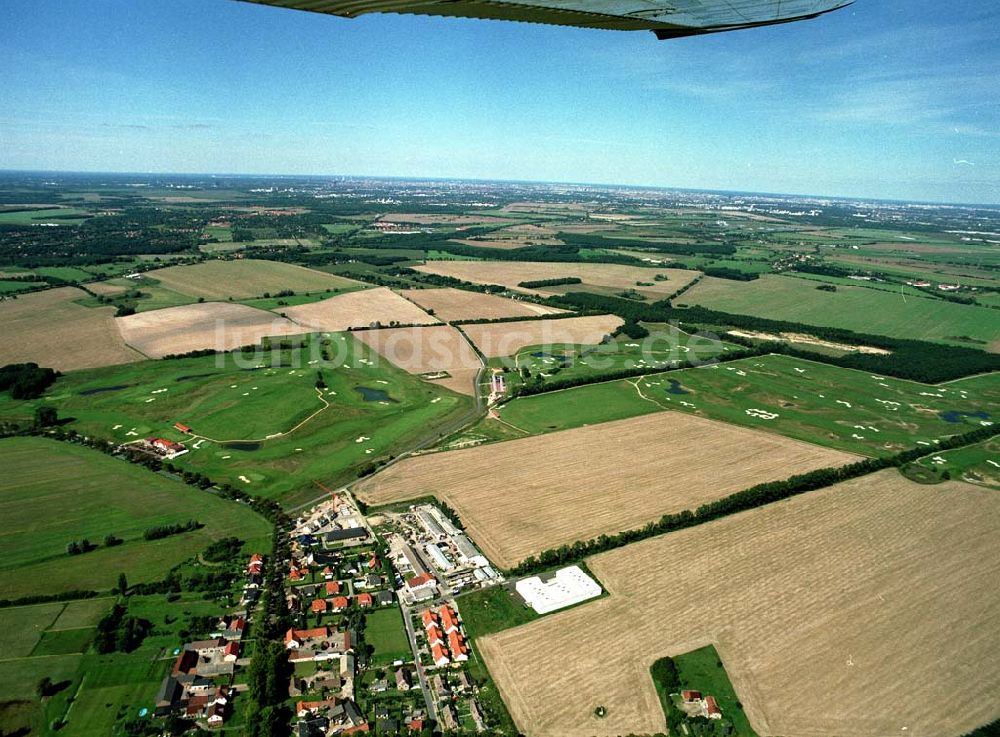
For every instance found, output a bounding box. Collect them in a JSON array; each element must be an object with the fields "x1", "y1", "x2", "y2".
[{"x1": 2, "y1": 0, "x2": 997, "y2": 204}]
